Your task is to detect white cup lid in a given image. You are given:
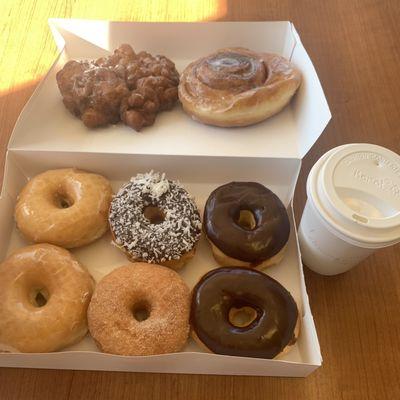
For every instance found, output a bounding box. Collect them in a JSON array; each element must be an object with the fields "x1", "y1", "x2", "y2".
[{"x1": 309, "y1": 143, "x2": 400, "y2": 247}]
